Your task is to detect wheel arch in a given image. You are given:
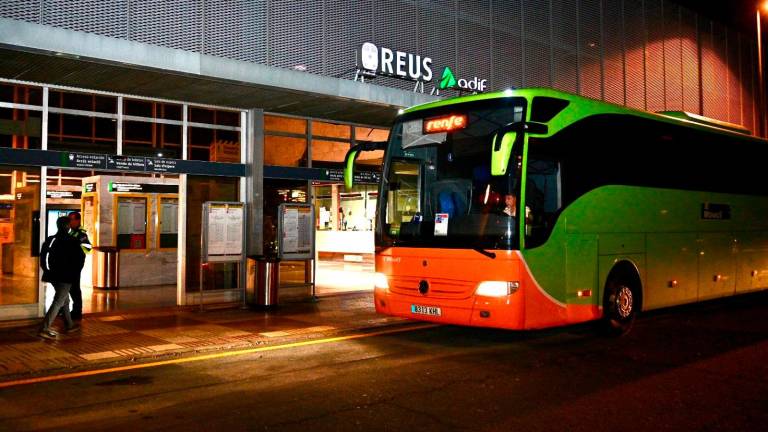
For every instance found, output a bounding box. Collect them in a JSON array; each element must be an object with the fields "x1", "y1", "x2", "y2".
[{"x1": 603, "y1": 259, "x2": 644, "y2": 312}]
